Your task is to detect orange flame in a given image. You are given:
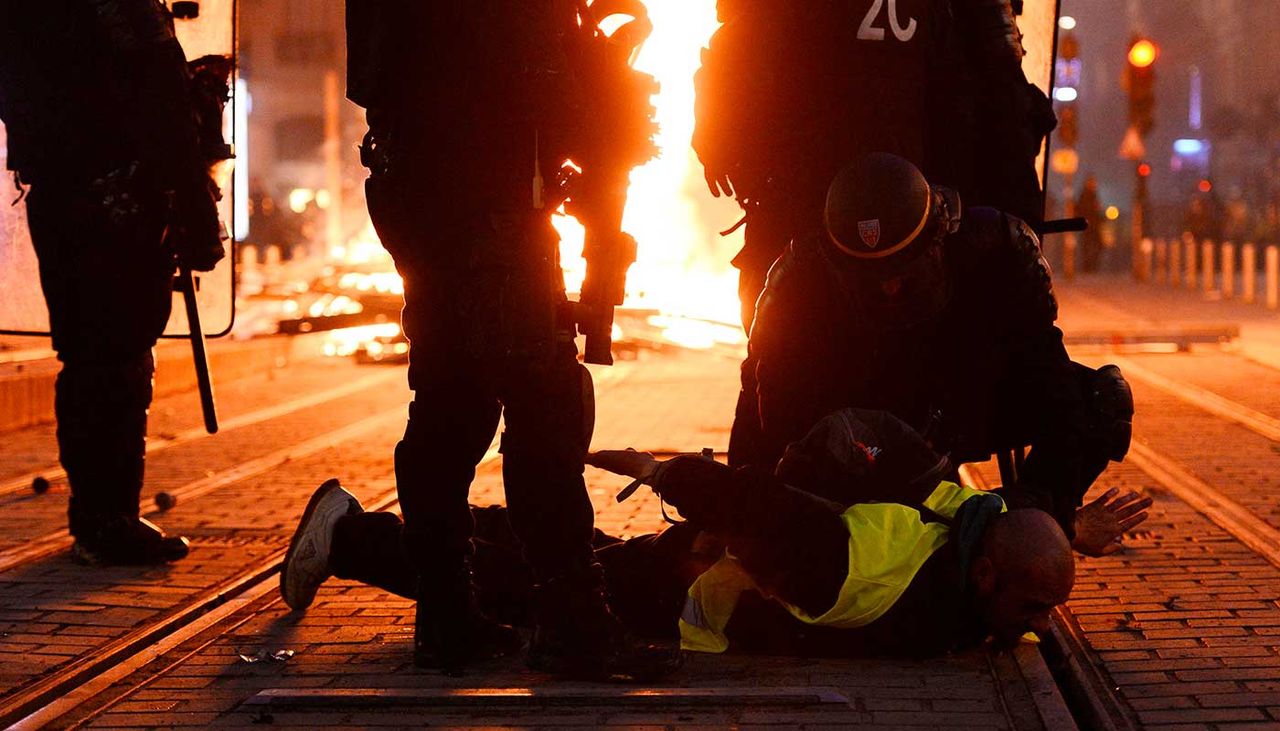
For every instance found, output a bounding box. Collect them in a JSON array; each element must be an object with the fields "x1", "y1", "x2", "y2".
[
  {"x1": 556, "y1": 0, "x2": 744, "y2": 344},
  {"x1": 333, "y1": 0, "x2": 743, "y2": 353}
]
